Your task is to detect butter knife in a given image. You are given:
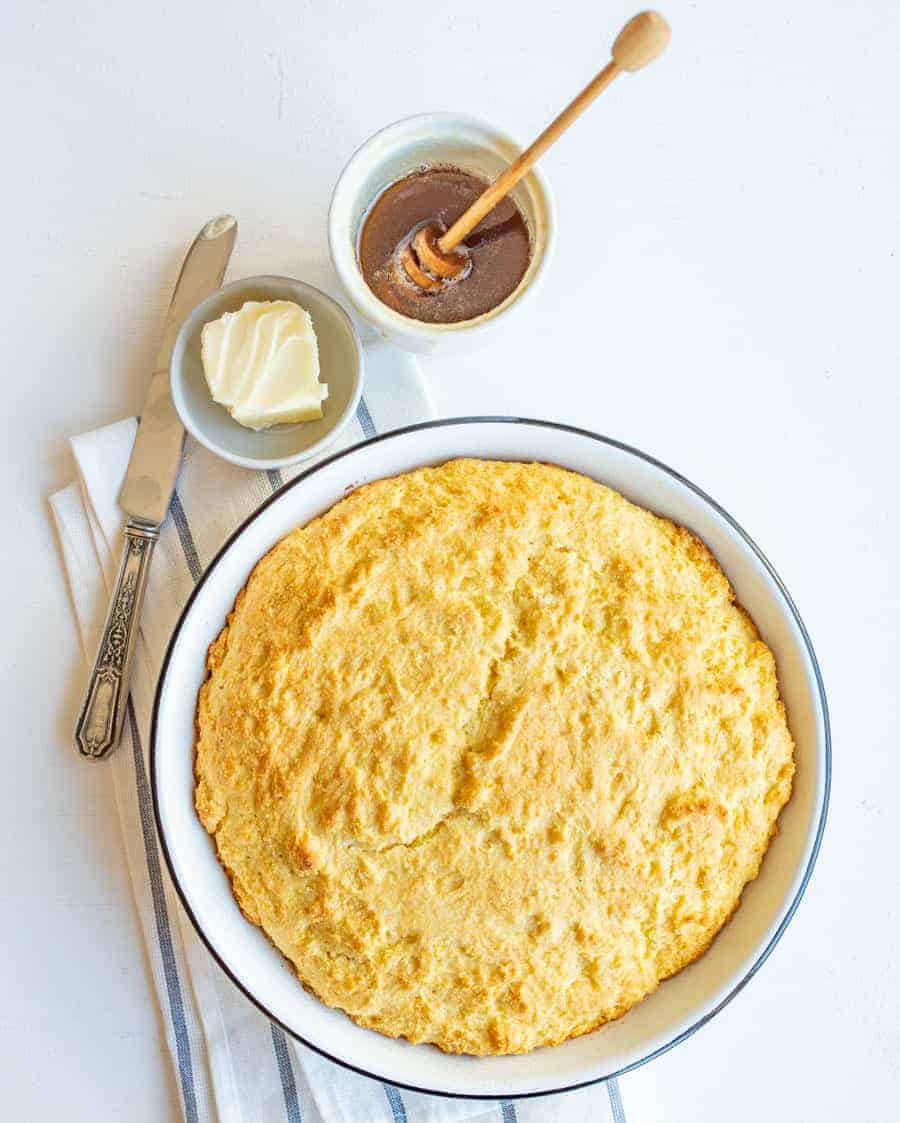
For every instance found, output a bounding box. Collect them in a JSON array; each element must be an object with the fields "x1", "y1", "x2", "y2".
[{"x1": 75, "y1": 215, "x2": 237, "y2": 759}]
